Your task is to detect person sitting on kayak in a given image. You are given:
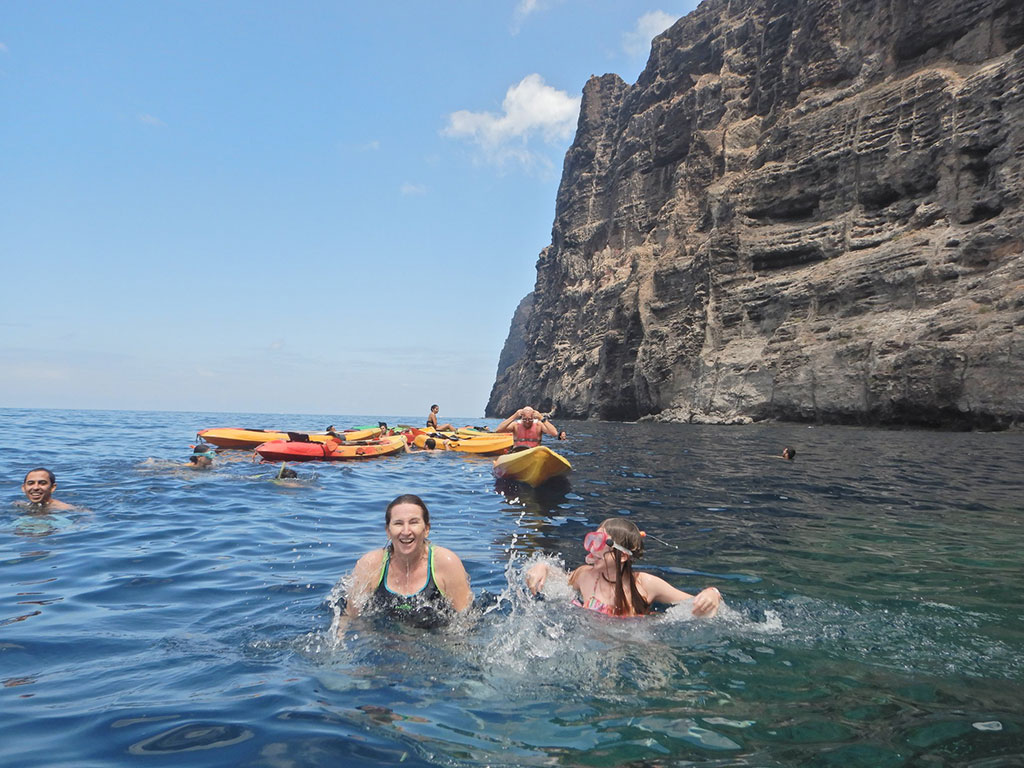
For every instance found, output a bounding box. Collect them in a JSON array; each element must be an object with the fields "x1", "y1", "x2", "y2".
[
  {"x1": 21, "y1": 468, "x2": 73, "y2": 510},
  {"x1": 342, "y1": 494, "x2": 472, "y2": 630},
  {"x1": 495, "y1": 406, "x2": 558, "y2": 451},
  {"x1": 524, "y1": 517, "x2": 722, "y2": 618},
  {"x1": 426, "y1": 404, "x2": 454, "y2": 432}
]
